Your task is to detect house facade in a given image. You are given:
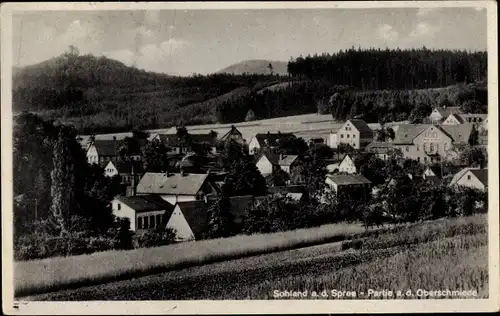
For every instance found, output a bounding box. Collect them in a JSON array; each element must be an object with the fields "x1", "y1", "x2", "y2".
[
  {"x1": 443, "y1": 113, "x2": 487, "y2": 127},
  {"x1": 255, "y1": 152, "x2": 299, "y2": 176},
  {"x1": 392, "y1": 123, "x2": 474, "y2": 164},
  {"x1": 86, "y1": 139, "x2": 142, "y2": 165},
  {"x1": 136, "y1": 172, "x2": 218, "y2": 204},
  {"x1": 111, "y1": 195, "x2": 174, "y2": 231},
  {"x1": 365, "y1": 141, "x2": 394, "y2": 160},
  {"x1": 329, "y1": 119, "x2": 374, "y2": 150},
  {"x1": 337, "y1": 155, "x2": 357, "y2": 174}
]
